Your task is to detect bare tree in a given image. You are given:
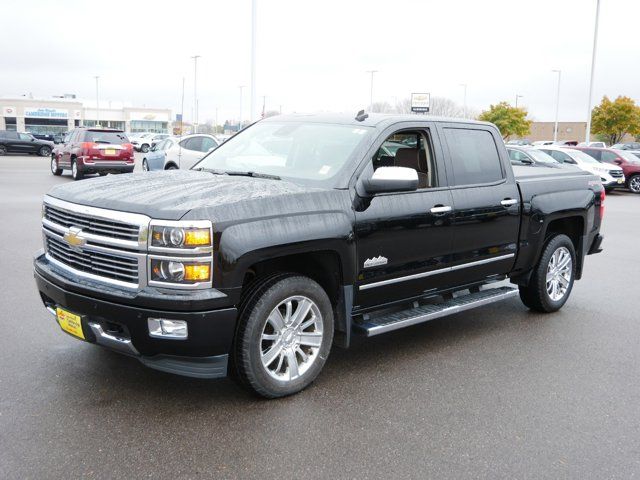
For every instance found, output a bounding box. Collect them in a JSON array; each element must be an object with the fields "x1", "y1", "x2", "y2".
[
  {"x1": 370, "y1": 101, "x2": 394, "y2": 113},
  {"x1": 391, "y1": 96, "x2": 477, "y2": 118}
]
